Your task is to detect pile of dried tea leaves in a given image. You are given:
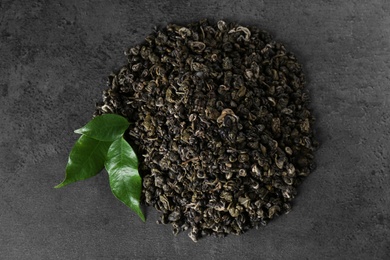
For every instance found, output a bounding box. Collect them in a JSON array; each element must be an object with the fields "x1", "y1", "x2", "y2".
[{"x1": 95, "y1": 19, "x2": 317, "y2": 242}]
